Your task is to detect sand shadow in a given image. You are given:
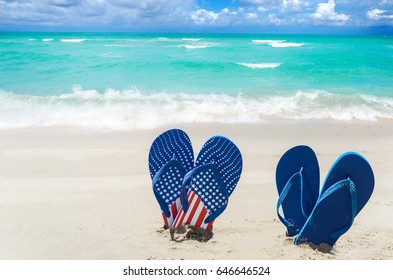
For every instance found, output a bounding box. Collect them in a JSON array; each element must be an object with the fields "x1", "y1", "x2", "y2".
[
  {"x1": 169, "y1": 225, "x2": 214, "y2": 243},
  {"x1": 308, "y1": 242, "x2": 335, "y2": 254}
]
